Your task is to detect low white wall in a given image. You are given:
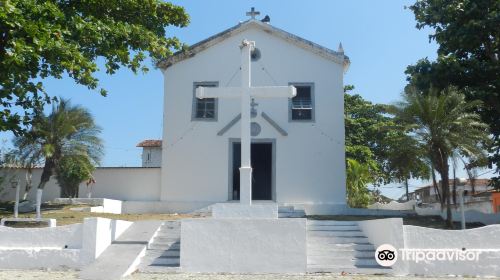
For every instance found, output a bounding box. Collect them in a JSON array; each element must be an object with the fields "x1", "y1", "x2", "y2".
[
  {"x1": 0, "y1": 217, "x2": 132, "y2": 269},
  {"x1": 357, "y1": 218, "x2": 408, "y2": 275},
  {"x1": 462, "y1": 200, "x2": 493, "y2": 214},
  {"x1": 122, "y1": 200, "x2": 214, "y2": 214},
  {"x1": 358, "y1": 218, "x2": 500, "y2": 276},
  {"x1": 0, "y1": 167, "x2": 160, "y2": 203},
  {"x1": 53, "y1": 198, "x2": 123, "y2": 214},
  {"x1": 404, "y1": 225, "x2": 500, "y2": 276},
  {"x1": 368, "y1": 200, "x2": 416, "y2": 211},
  {"x1": 81, "y1": 217, "x2": 132, "y2": 264},
  {"x1": 180, "y1": 218, "x2": 307, "y2": 273},
  {"x1": 0, "y1": 223, "x2": 82, "y2": 249},
  {"x1": 416, "y1": 206, "x2": 500, "y2": 225}
]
